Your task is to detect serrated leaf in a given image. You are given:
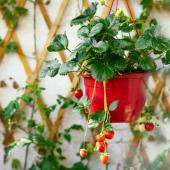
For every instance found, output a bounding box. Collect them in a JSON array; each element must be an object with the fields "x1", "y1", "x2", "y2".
[
  {"x1": 40, "y1": 59, "x2": 60, "y2": 78},
  {"x1": 136, "y1": 27, "x2": 154, "y2": 49},
  {"x1": 88, "y1": 119, "x2": 99, "y2": 129},
  {"x1": 109, "y1": 100, "x2": 119, "y2": 111},
  {"x1": 152, "y1": 37, "x2": 170, "y2": 52},
  {"x1": 162, "y1": 50, "x2": 170, "y2": 64},
  {"x1": 89, "y1": 23, "x2": 103, "y2": 37},
  {"x1": 140, "y1": 56, "x2": 156, "y2": 71},
  {"x1": 71, "y1": 2, "x2": 98, "y2": 26},
  {"x1": 93, "y1": 41, "x2": 109, "y2": 53},
  {"x1": 88, "y1": 111, "x2": 105, "y2": 128},
  {"x1": 104, "y1": 123, "x2": 113, "y2": 131},
  {"x1": 110, "y1": 56, "x2": 126, "y2": 71},
  {"x1": 47, "y1": 34, "x2": 68, "y2": 52},
  {"x1": 59, "y1": 59, "x2": 77, "y2": 75},
  {"x1": 91, "y1": 61, "x2": 114, "y2": 80},
  {"x1": 77, "y1": 26, "x2": 90, "y2": 39}
]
